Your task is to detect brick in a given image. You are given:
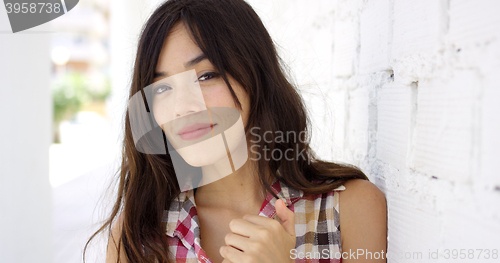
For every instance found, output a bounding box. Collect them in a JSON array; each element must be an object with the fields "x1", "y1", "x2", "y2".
[
  {"x1": 250, "y1": 0, "x2": 336, "y2": 88},
  {"x1": 392, "y1": 0, "x2": 446, "y2": 60},
  {"x1": 411, "y1": 70, "x2": 481, "y2": 182},
  {"x1": 333, "y1": 18, "x2": 358, "y2": 77},
  {"x1": 376, "y1": 83, "x2": 413, "y2": 170},
  {"x1": 359, "y1": 0, "x2": 392, "y2": 74},
  {"x1": 345, "y1": 87, "x2": 370, "y2": 164},
  {"x1": 336, "y1": 0, "x2": 364, "y2": 21},
  {"x1": 383, "y1": 167, "x2": 441, "y2": 259},
  {"x1": 295, "y1": 11, "x2": 335, "y2": 88},
  {"x1": 305, "y1": 89, "x2": 337, "y2": 161},
  {"x1": 330, "y1": 89, "x2": 348, "y2": 160},
  {"x1": 481, "y1": 65, "x2": 500, "y2": 186},
  {"x1": 434, "y1": 181, "x2": 500, "y2": 250},
  {"x1": 449, "y1": 0, "x2": 500, "y2": 48},
  {"x1": 386, "y1": 188, "x2": 441, "y2": 258}
]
